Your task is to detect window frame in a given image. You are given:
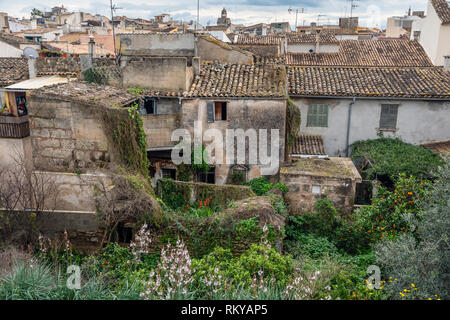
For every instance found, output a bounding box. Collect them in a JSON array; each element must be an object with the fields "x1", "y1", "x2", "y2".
[
  {"x1": 379, "y1": 104, "x2": 399, "y2": 131},
  {"x1": 306, "y1": 104, "x2": 329, "y2": 127}
]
